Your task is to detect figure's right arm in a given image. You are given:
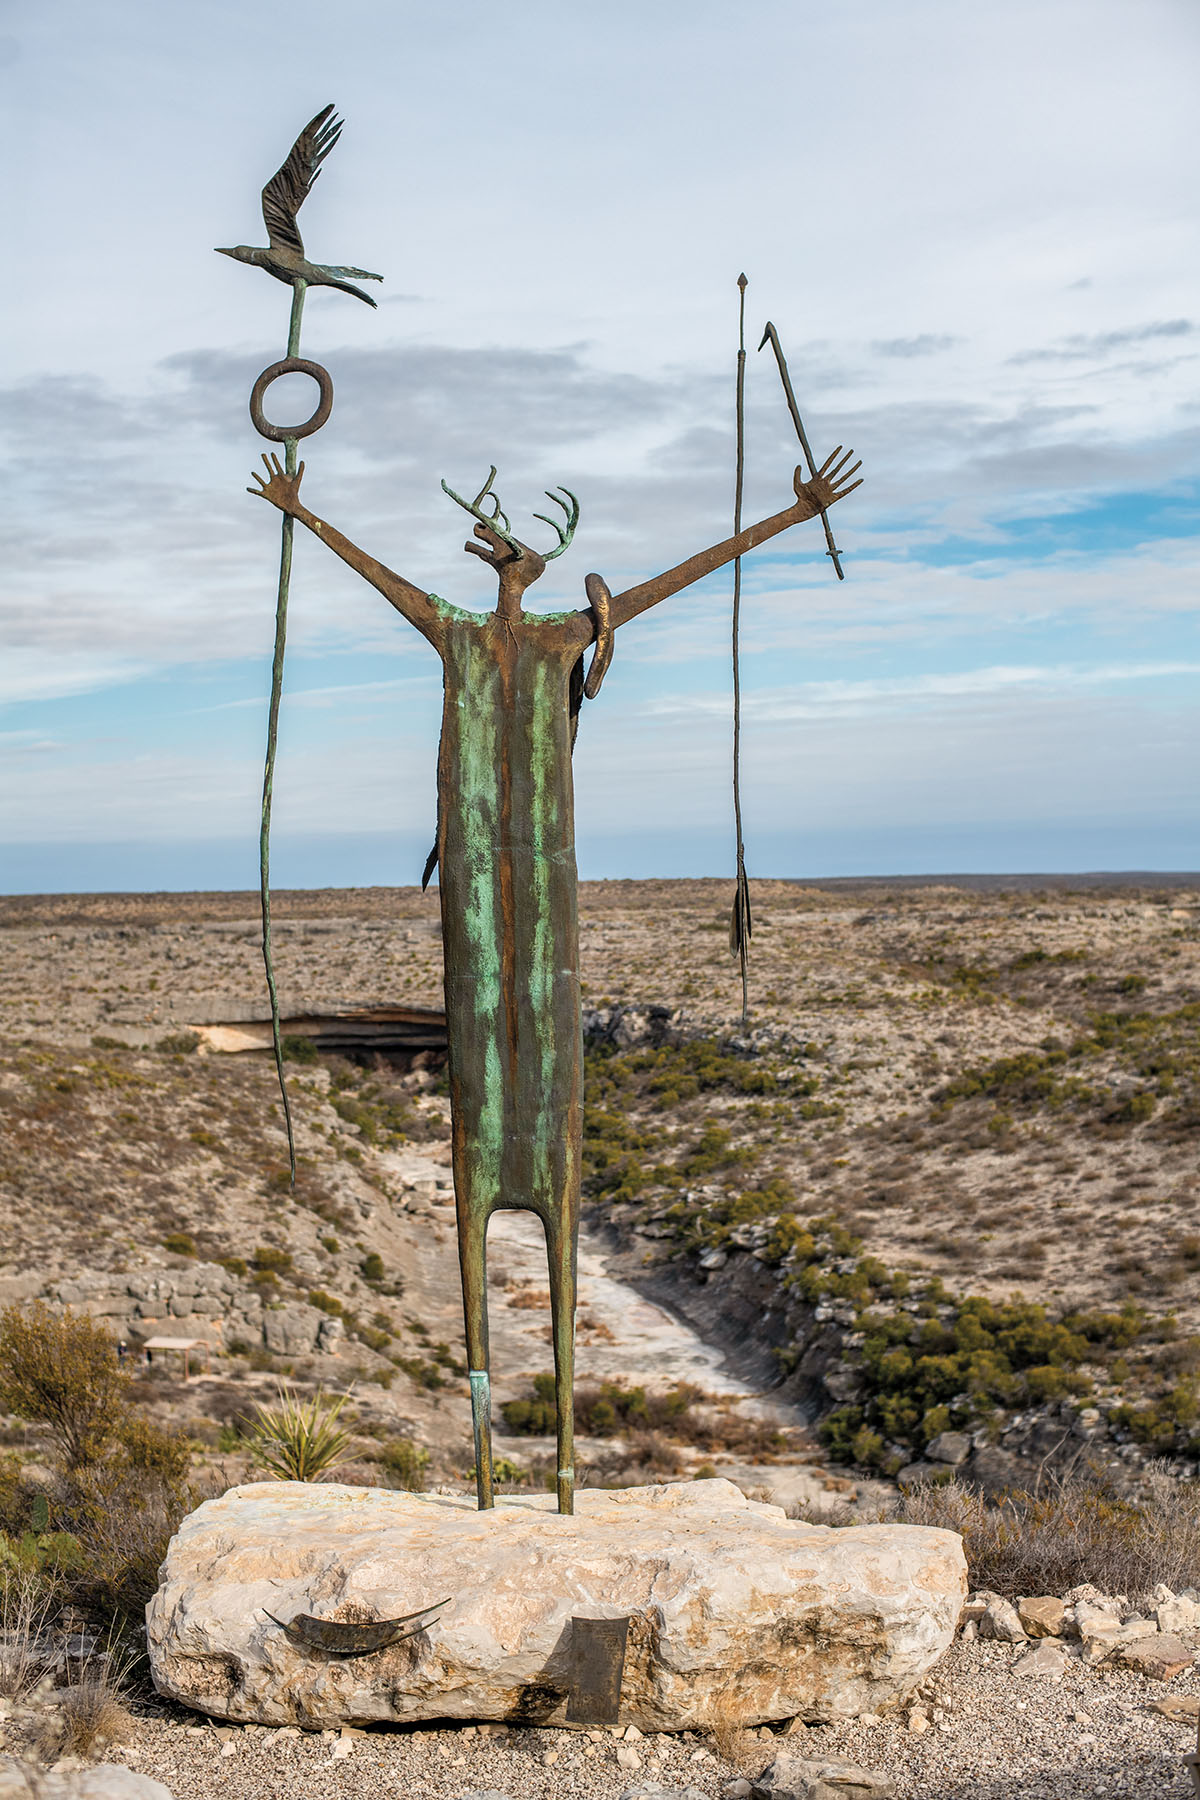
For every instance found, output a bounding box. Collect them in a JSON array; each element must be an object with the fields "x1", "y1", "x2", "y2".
[{"x1": 249, "y1": 454, "x2": 444, "y2": 647}]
